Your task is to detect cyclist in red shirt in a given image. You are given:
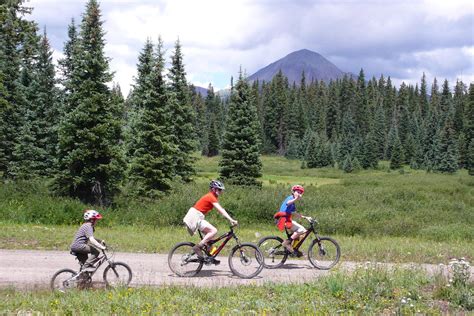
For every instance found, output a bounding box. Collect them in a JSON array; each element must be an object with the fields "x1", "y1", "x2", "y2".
[{"x1": 183, "y1": 180, "x2": 238, "y2": 259}]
